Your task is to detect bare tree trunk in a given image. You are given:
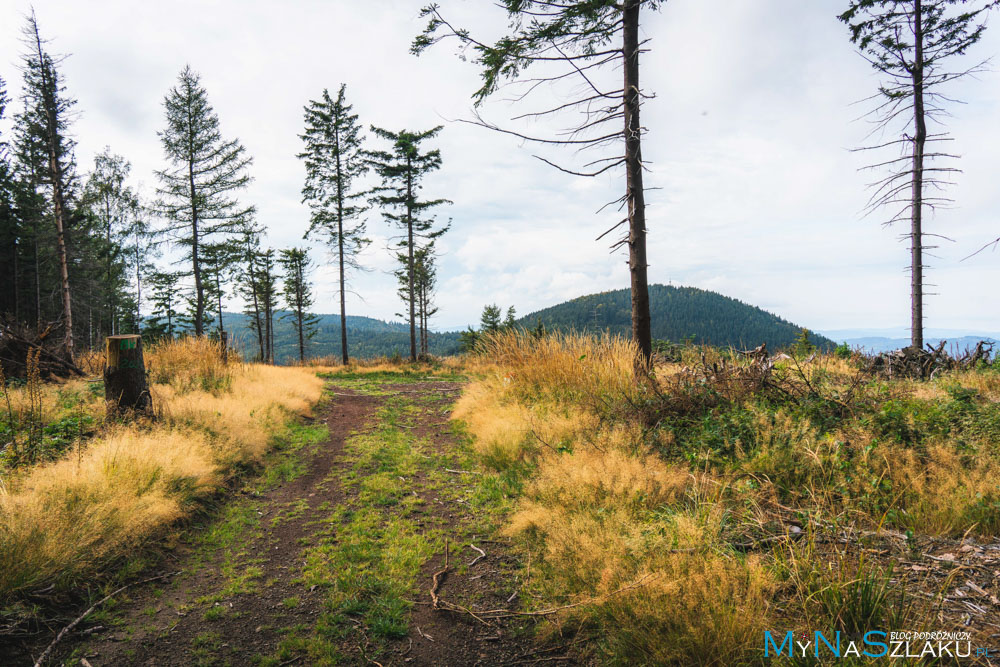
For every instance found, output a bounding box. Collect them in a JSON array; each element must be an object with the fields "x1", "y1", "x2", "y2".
[
  {"x1": 297, "y1": 264, "x2": 306, "y2": 363},
  {"x1": 909, "y1": 0, "x2": 926, "y2": 351},
  {"x1": 188, "y1": 158, "x2": 203, "y2": 336},
  {"x1": 406, "y1": 163, "x2": 416, "y2": 362},
  {"x1": 245, "y1": 237, "x2": 265, "y2": 360},
  {"x1": 623, "y1": 0, "x2": 651, "y2": 366},
  {"x1": 335, "y1": 134, "x2": 349, "y2": 365},
  {"x1": 30, "y1": 23, "x2": 74, "y2": 357}
]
